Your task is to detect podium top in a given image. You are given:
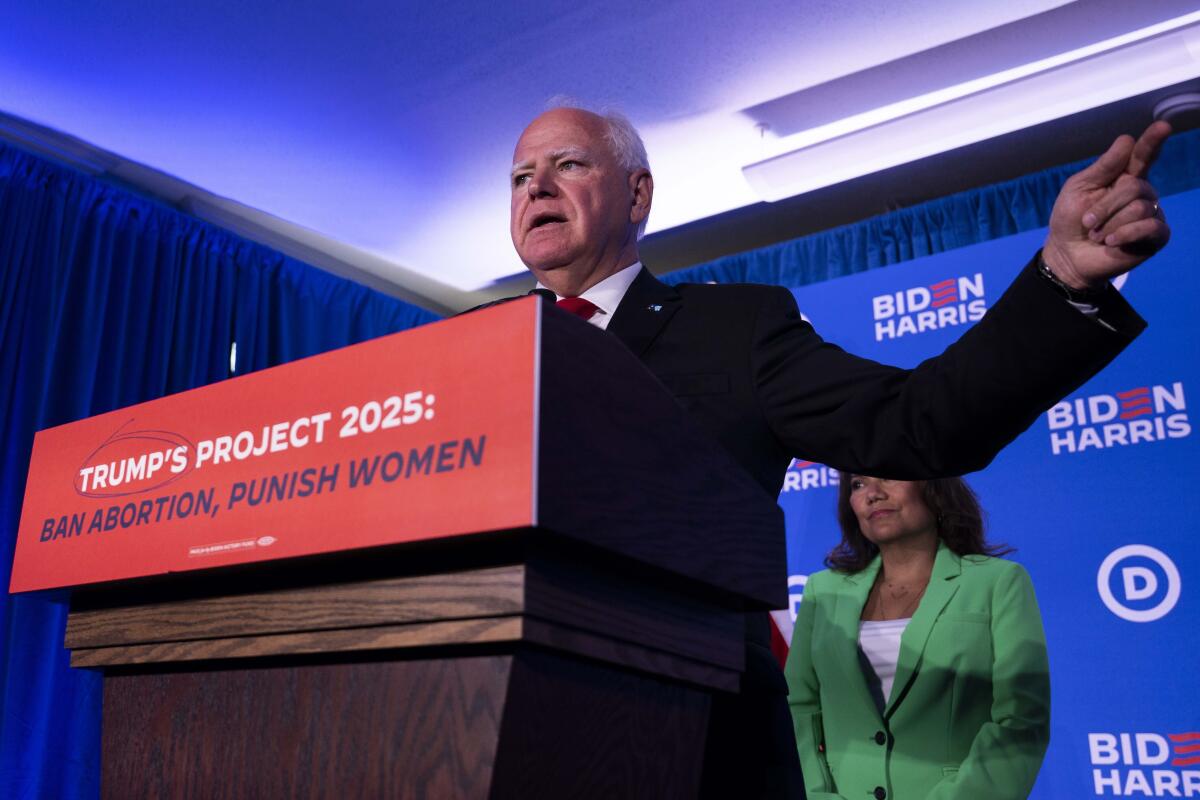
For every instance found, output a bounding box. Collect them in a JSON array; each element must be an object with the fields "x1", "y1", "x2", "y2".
[{"x1": 12, "y1": 298, "x2": 783, "y2": 607}]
